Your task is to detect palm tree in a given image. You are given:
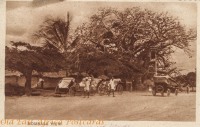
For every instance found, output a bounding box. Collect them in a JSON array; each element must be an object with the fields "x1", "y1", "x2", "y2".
[{"x1": 34, "y1": 12, "x2": 79, "y2": 76}]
